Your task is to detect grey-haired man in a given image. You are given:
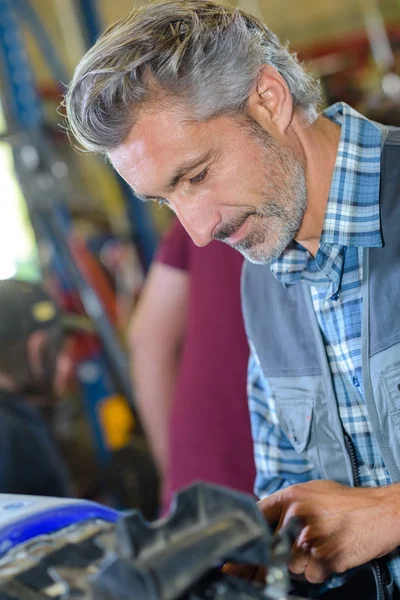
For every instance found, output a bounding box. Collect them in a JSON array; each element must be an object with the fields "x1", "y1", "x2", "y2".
[{"x1": 65, "y1": 2, "x2": 400, "y2": 597}]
